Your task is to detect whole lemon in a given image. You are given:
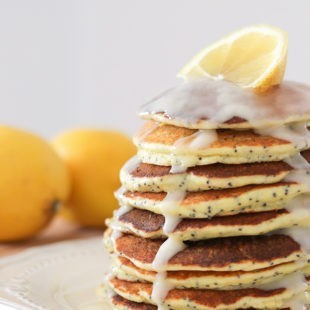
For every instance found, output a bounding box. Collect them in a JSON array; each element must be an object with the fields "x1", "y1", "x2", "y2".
[
  {"x1": 52, "y1": 129, "x2": 135, "y2": 227},
  {"x1": 0, "y1": 126, "x2": 70, "y2": 241}
]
